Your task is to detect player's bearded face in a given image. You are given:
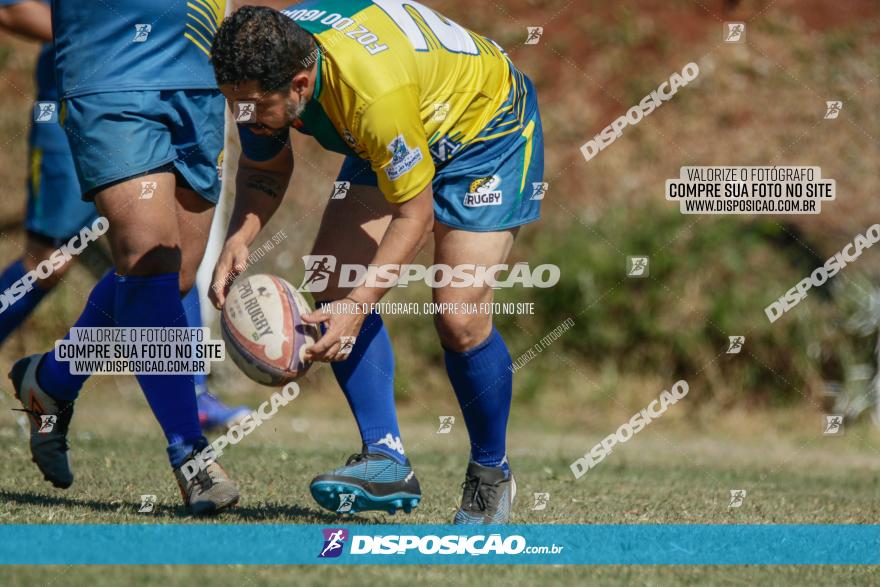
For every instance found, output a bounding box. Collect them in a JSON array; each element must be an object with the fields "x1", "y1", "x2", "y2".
[
  {"x1": 284, "y1": 94, "x2": 307, "y2": 123},
  {"x1": 221, "y1": 81, "x2": 307, "y2": 136},
  {"x1": 252, "y1": 92, "x2": 304, "y2": 135}
]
